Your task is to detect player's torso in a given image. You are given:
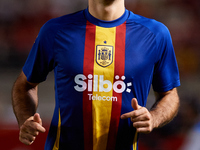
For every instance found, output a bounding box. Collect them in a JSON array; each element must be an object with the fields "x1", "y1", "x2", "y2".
[{"x1": 50, "y1": 19, "x2": 157, "y2": 150}]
